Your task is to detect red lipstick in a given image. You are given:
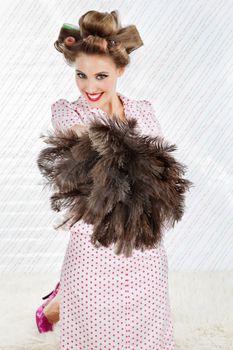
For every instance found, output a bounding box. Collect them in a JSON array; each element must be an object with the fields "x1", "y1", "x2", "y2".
[{"x1": 86, "y1": 92, "x2": 104, "y2": 102}]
